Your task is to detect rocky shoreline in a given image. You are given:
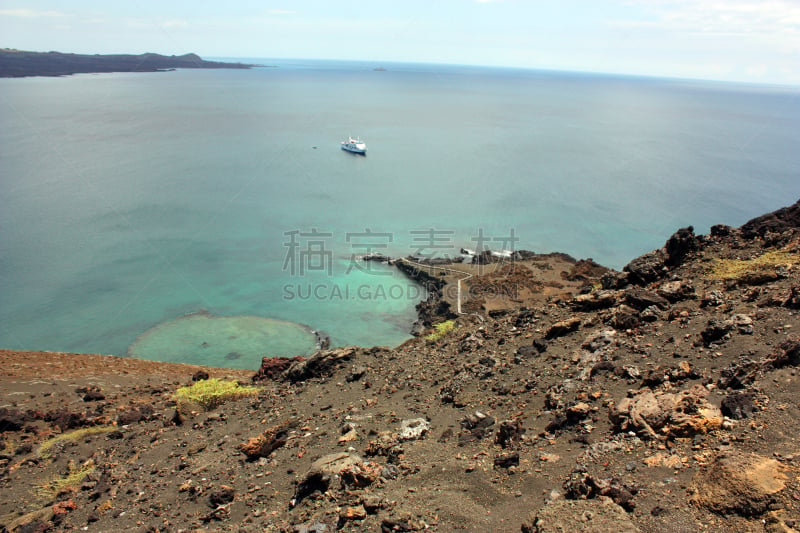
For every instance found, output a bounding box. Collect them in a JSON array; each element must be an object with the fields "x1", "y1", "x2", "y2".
[{"x1": 1, "y1": 200, "x2": 799, "y2": 532}]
